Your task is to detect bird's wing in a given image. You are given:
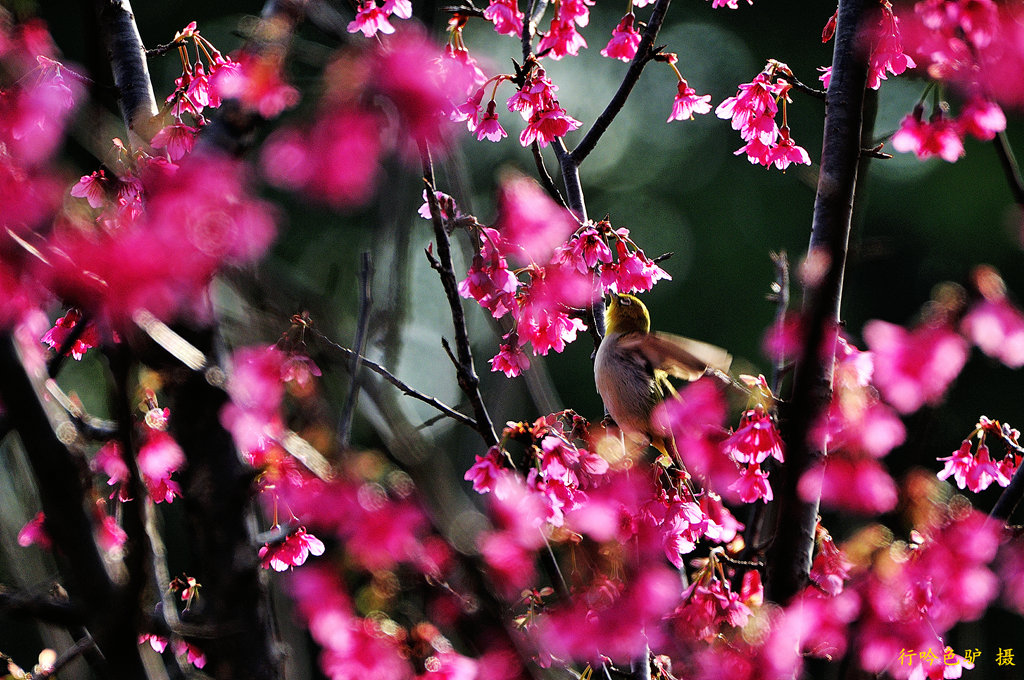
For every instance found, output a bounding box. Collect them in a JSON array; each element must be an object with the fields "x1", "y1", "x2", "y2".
[{"x1": 618, "y1": 332, "x2": 733, "y2": 382}]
